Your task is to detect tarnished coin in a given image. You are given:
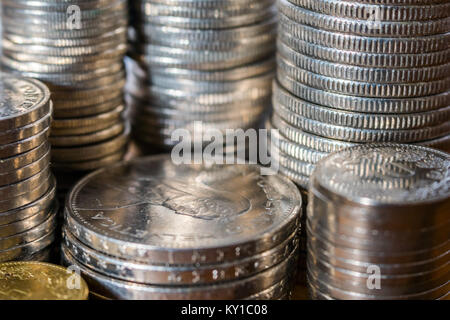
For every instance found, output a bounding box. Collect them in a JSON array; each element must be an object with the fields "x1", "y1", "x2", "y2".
[
  {"x1": 0, "y1": 261, "x2": 88, "y2": 300},
  {"x1": 65, "y1": 155, "x2": 302, "y2": 265}
]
